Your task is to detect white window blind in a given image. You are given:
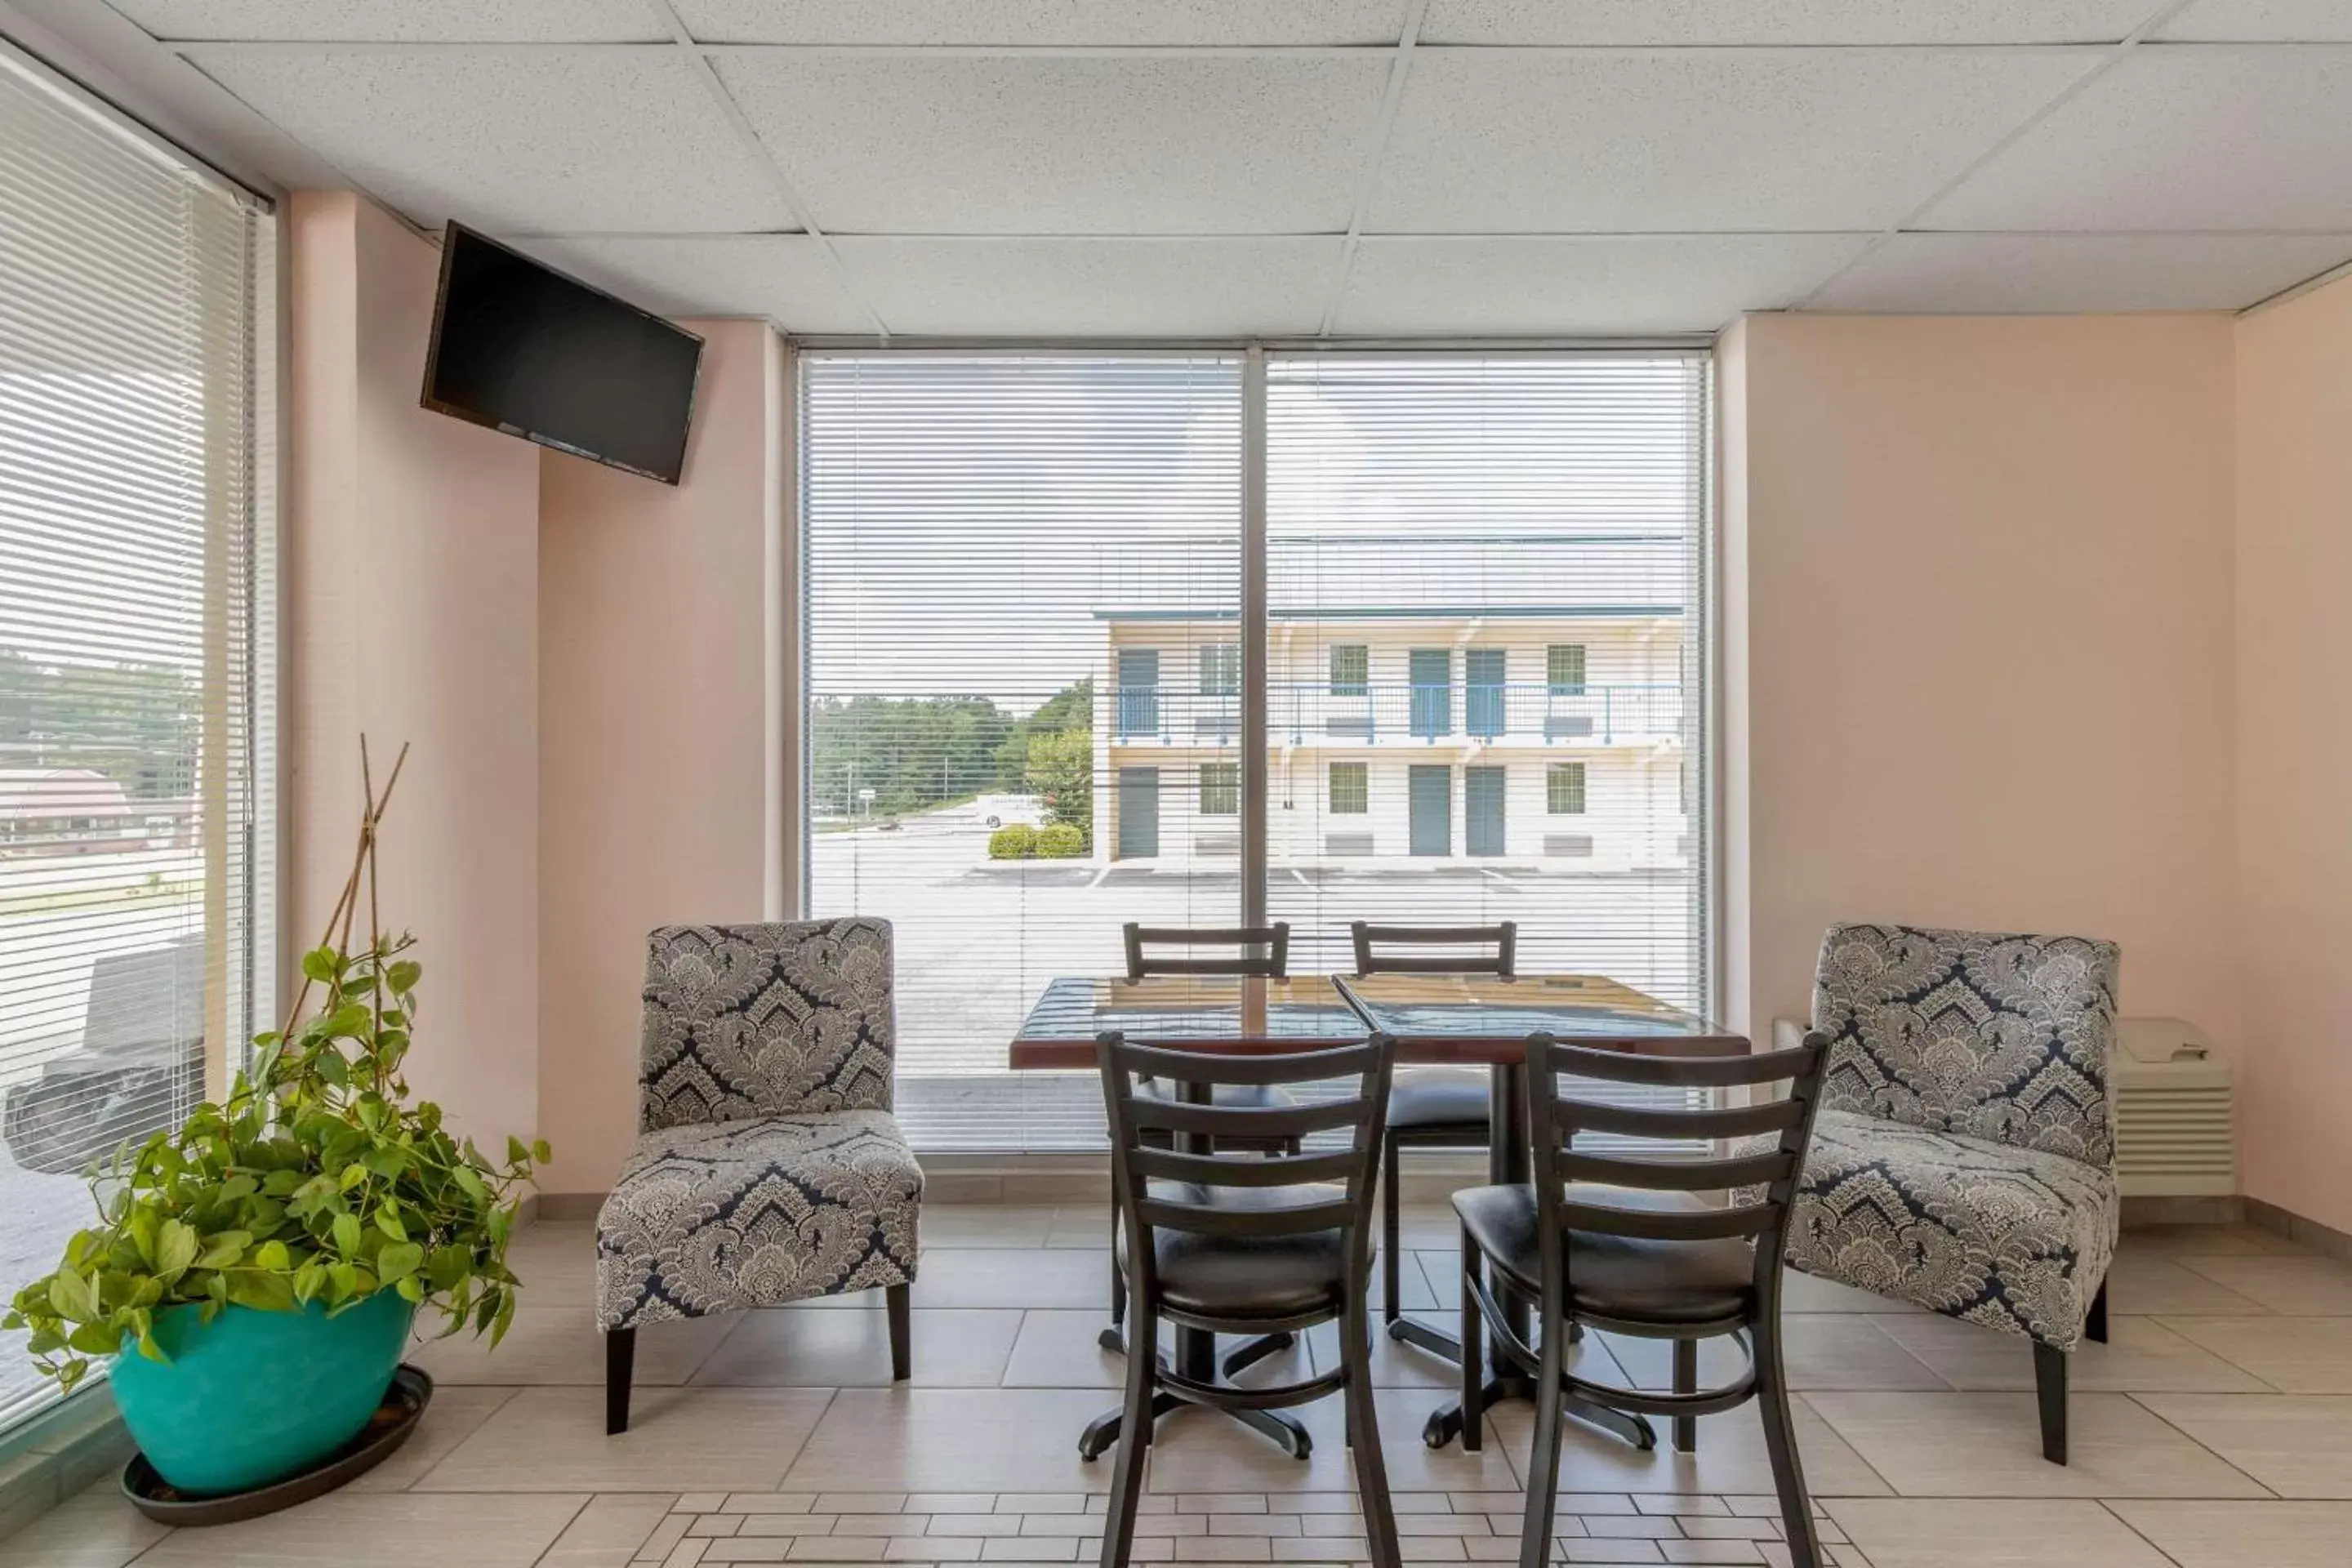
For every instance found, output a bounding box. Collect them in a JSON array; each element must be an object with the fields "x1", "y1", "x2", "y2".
[
  {"x1": 802, "y1": 355, "x2": 1239, "y2": 1150},
  {"x1": 0, "y1": 49, "x2": 274, "y2": 1428},
  {"x1": 1264, "y1": 355, "x2": 1708, "y2": 1005}
]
